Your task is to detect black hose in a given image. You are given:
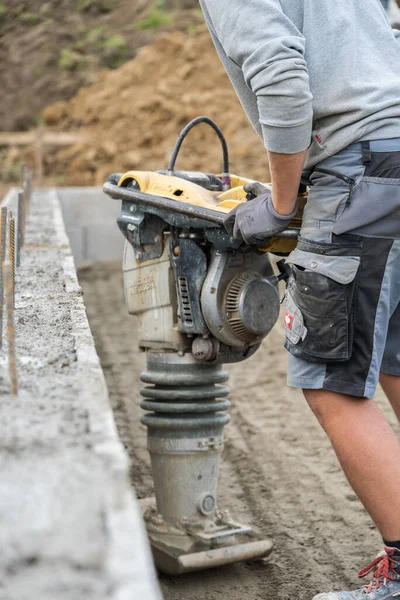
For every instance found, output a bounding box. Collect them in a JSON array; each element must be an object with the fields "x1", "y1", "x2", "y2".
[{"x1": 167, "y1": 116, "x2": 230, "y2": 179}]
